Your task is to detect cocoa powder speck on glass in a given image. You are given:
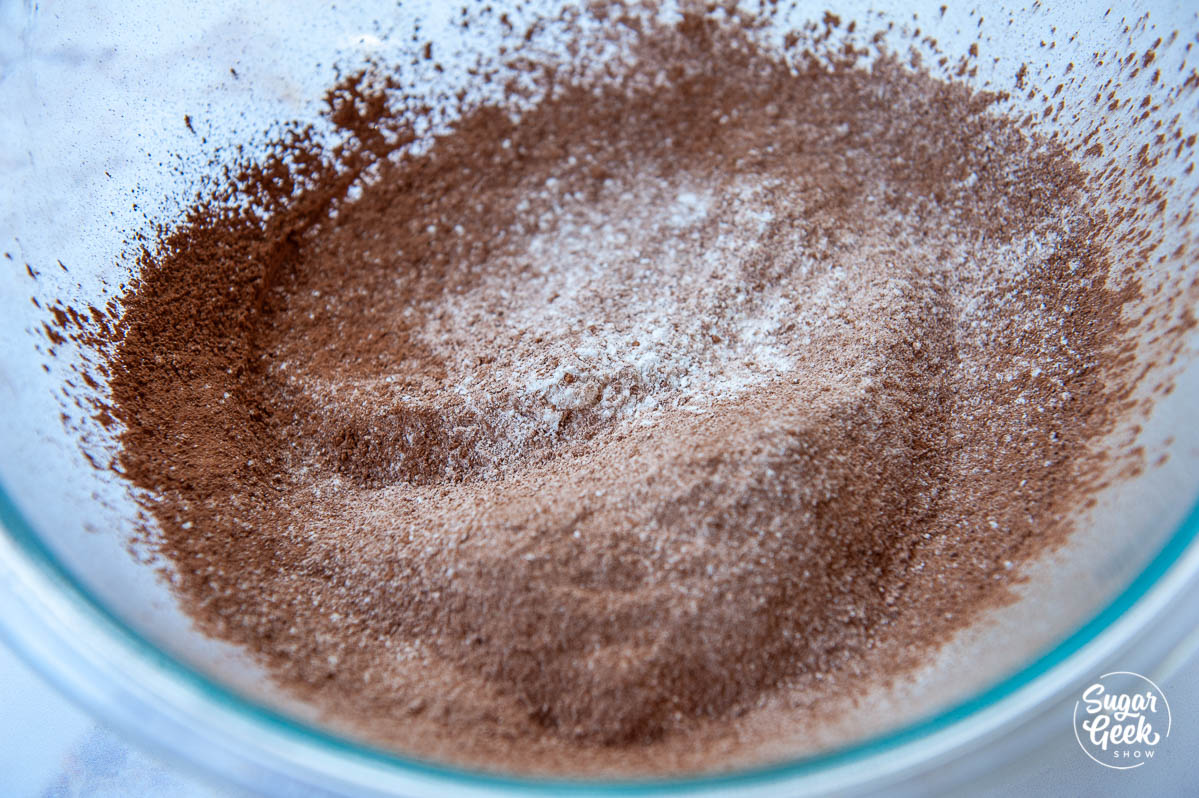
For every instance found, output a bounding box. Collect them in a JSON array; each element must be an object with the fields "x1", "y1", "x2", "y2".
[{"x1": 72, "y1": 3, "x2": 1188, "y2": 777}]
